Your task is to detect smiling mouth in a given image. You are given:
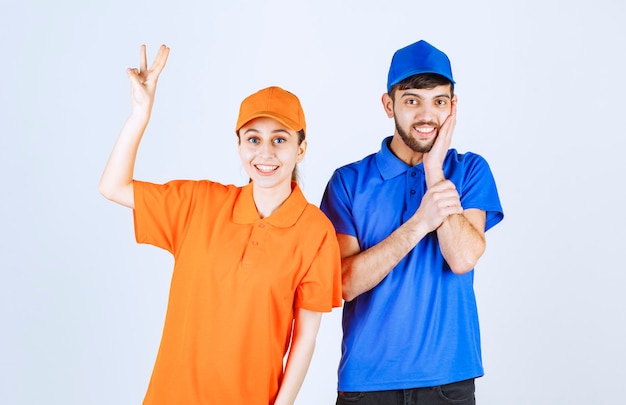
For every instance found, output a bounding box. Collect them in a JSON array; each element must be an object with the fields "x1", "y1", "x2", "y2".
[
  {"x1": 414, "y1": 126, "x2": 436, "y2": 134},
  {"x1": 412, "y1": 120, "x2": 439, "y2": 137},
  {"x1": 255, "y1": 164, "x2": 278, "y2": 173},
  {"x1": 413, "y1": 127, "x2": 436, "y2": 140}
]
